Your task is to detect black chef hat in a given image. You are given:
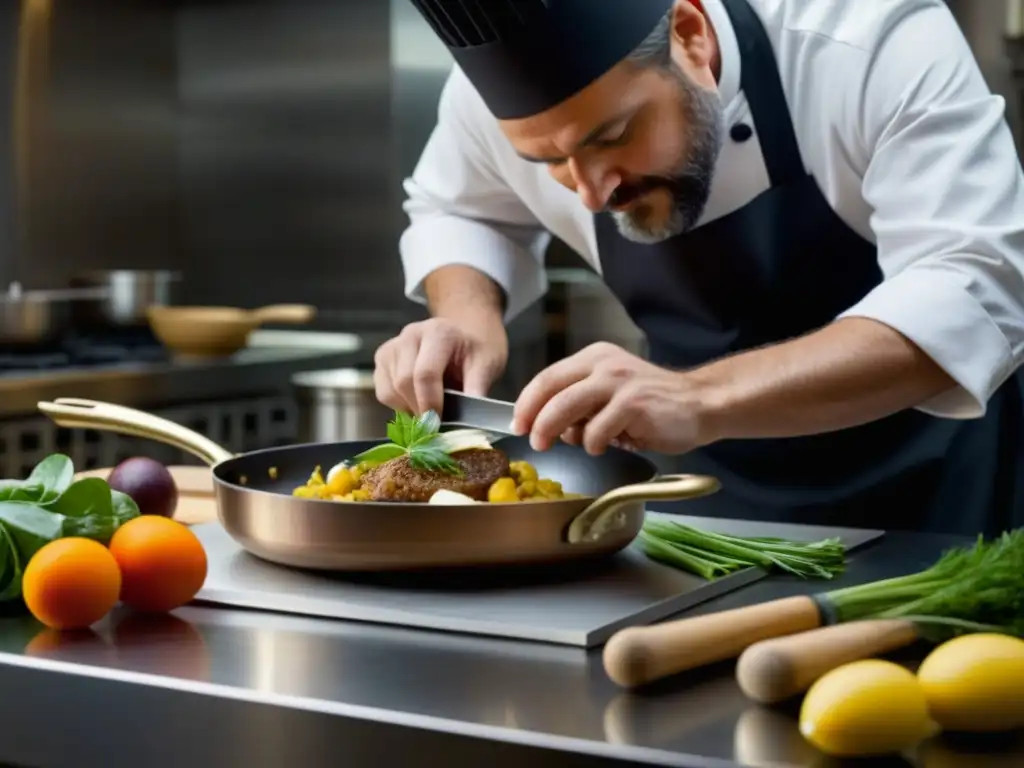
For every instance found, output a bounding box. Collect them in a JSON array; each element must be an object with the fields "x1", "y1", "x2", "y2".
[{"x1": 410, "y1": 0, "x2": 673, "y2": 120}]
